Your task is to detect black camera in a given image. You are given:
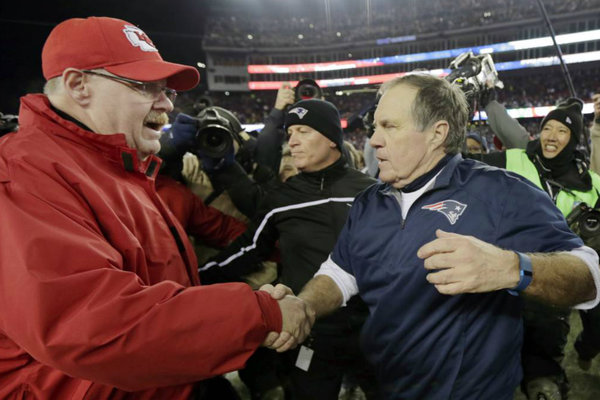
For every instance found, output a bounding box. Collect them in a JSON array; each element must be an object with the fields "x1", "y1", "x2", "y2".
[
  {"x1": 0, "y1": 112, "x2": 19, "y2": 138},
  {"x1": 194, "y1": 106, "x2": 244, "y2": 159},
  {"x1": 361, "y1": 103, "x2": 377, "y2": 139},
  {"x1": 295, "y1": 79, "x2": 323, "y2": 101},
  {"x1": 445, "y1": 52, "x2": 503, "y2": 104},
  {"x1": 566, "y1": 202, "x2": 600, "y2": 241}
]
